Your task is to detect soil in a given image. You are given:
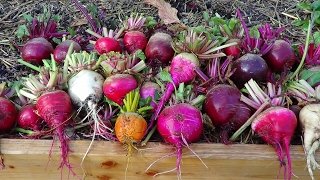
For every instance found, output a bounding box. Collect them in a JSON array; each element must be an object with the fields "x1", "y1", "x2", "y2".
[
  {"x1": 0, "y1": 0, "x2": 306, "y2": 82},
  {"x1": 0, "y1": 0, "x2": 309, "y2": 144}
]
